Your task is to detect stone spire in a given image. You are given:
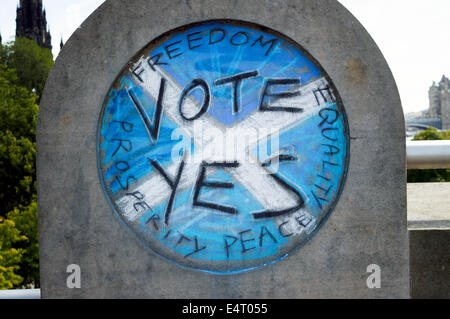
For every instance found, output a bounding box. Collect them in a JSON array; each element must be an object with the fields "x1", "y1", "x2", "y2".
[
  {"x1": 16, "y1": 0, "x2": 52, "y2": 50},
  {"x1": 60, "y1": 37, "x2": 64, "y2": 50}
]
